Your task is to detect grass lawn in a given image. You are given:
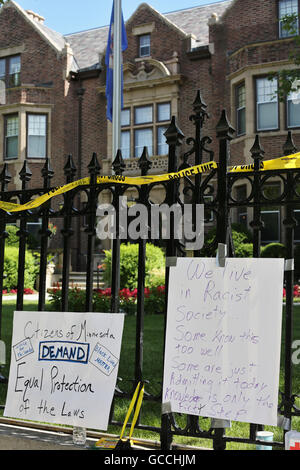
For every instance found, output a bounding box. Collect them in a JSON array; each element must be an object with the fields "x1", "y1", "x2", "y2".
[{"x1": 0, "y1": 300, "x2": 299, "y2": 450}]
